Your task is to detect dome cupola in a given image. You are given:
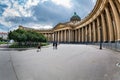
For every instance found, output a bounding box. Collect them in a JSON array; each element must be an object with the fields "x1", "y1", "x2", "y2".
[{"x1": 70, "y1": 12, "x2": 81, "y2": 21}]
